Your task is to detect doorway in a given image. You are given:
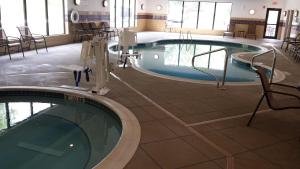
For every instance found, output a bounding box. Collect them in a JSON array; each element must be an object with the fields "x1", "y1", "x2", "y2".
[{"x1": 264, "y1": 8, "x2": 281, "y2": 39}]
